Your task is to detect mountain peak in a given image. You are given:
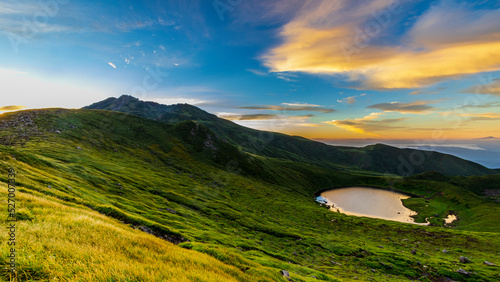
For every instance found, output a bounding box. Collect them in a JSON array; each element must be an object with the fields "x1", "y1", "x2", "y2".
[
  {"x1": 83, "y1": 95, "x2": 217, "y2": 122},
  {"x1": 117, "y1": 94, "x2": 139, "y2": 102}
]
